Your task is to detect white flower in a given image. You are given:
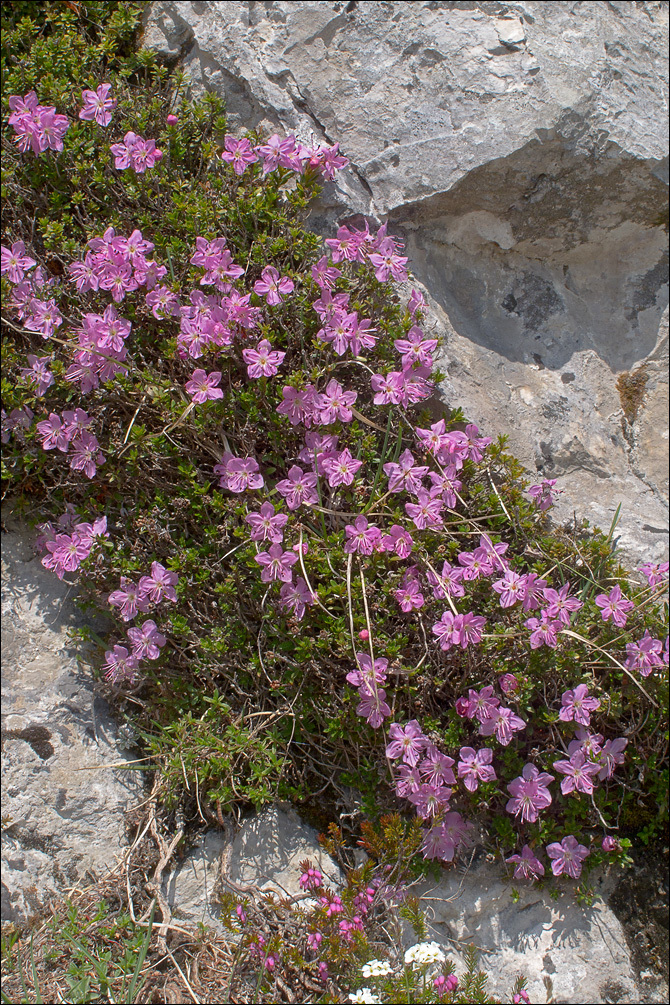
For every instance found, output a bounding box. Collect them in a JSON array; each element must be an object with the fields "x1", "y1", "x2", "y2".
[
  {"x1": 349, "y1": 989, "x2": 381, "y2": 1004},
  {"x1": 361, "y1": 959, "x2": 393, "y2": 978},
  {"x1": 404, "y1": 941, "x2": 446, "y2": 968}
]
